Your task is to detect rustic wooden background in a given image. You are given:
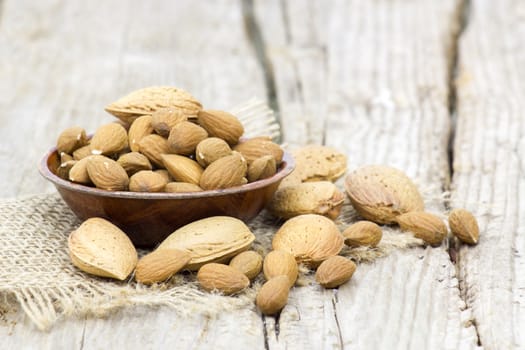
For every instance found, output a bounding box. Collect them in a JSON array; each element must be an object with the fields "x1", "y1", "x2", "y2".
[{"x1": 0, "y1": 0, "x2": 523, "y2": 349}]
